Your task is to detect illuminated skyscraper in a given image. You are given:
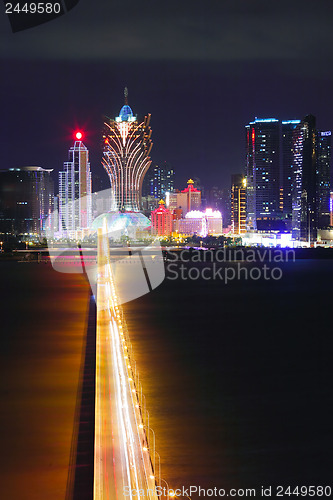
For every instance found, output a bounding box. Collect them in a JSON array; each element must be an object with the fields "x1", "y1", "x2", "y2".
[
  {"x1": 0, "y1": 166, "x2": 54, "y2": 238},
  {"x1": 231, "y1": 174, "x2": 246, "y2": 234},
  {"x1": 316, "y1": 131, "x2": 331, "y2": 228},
  {"x1": 143, "y1": 162, "x2": 175, "y2": 199},
  {"x1": 58, "y1": 133, "x2": 92, "y2": 237},
  {"x1": 245, "y1": 118, "x2": 280, "y2": 230},
  {"x1": 291, "y1": 115, "x2": 317, "y2": 241},
  {"x1": 102, "y1": 88, "x2": 153, "y2": 212},
  {"x1": 281, "y1": 120, "x2": 301, "y2": 219}
]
